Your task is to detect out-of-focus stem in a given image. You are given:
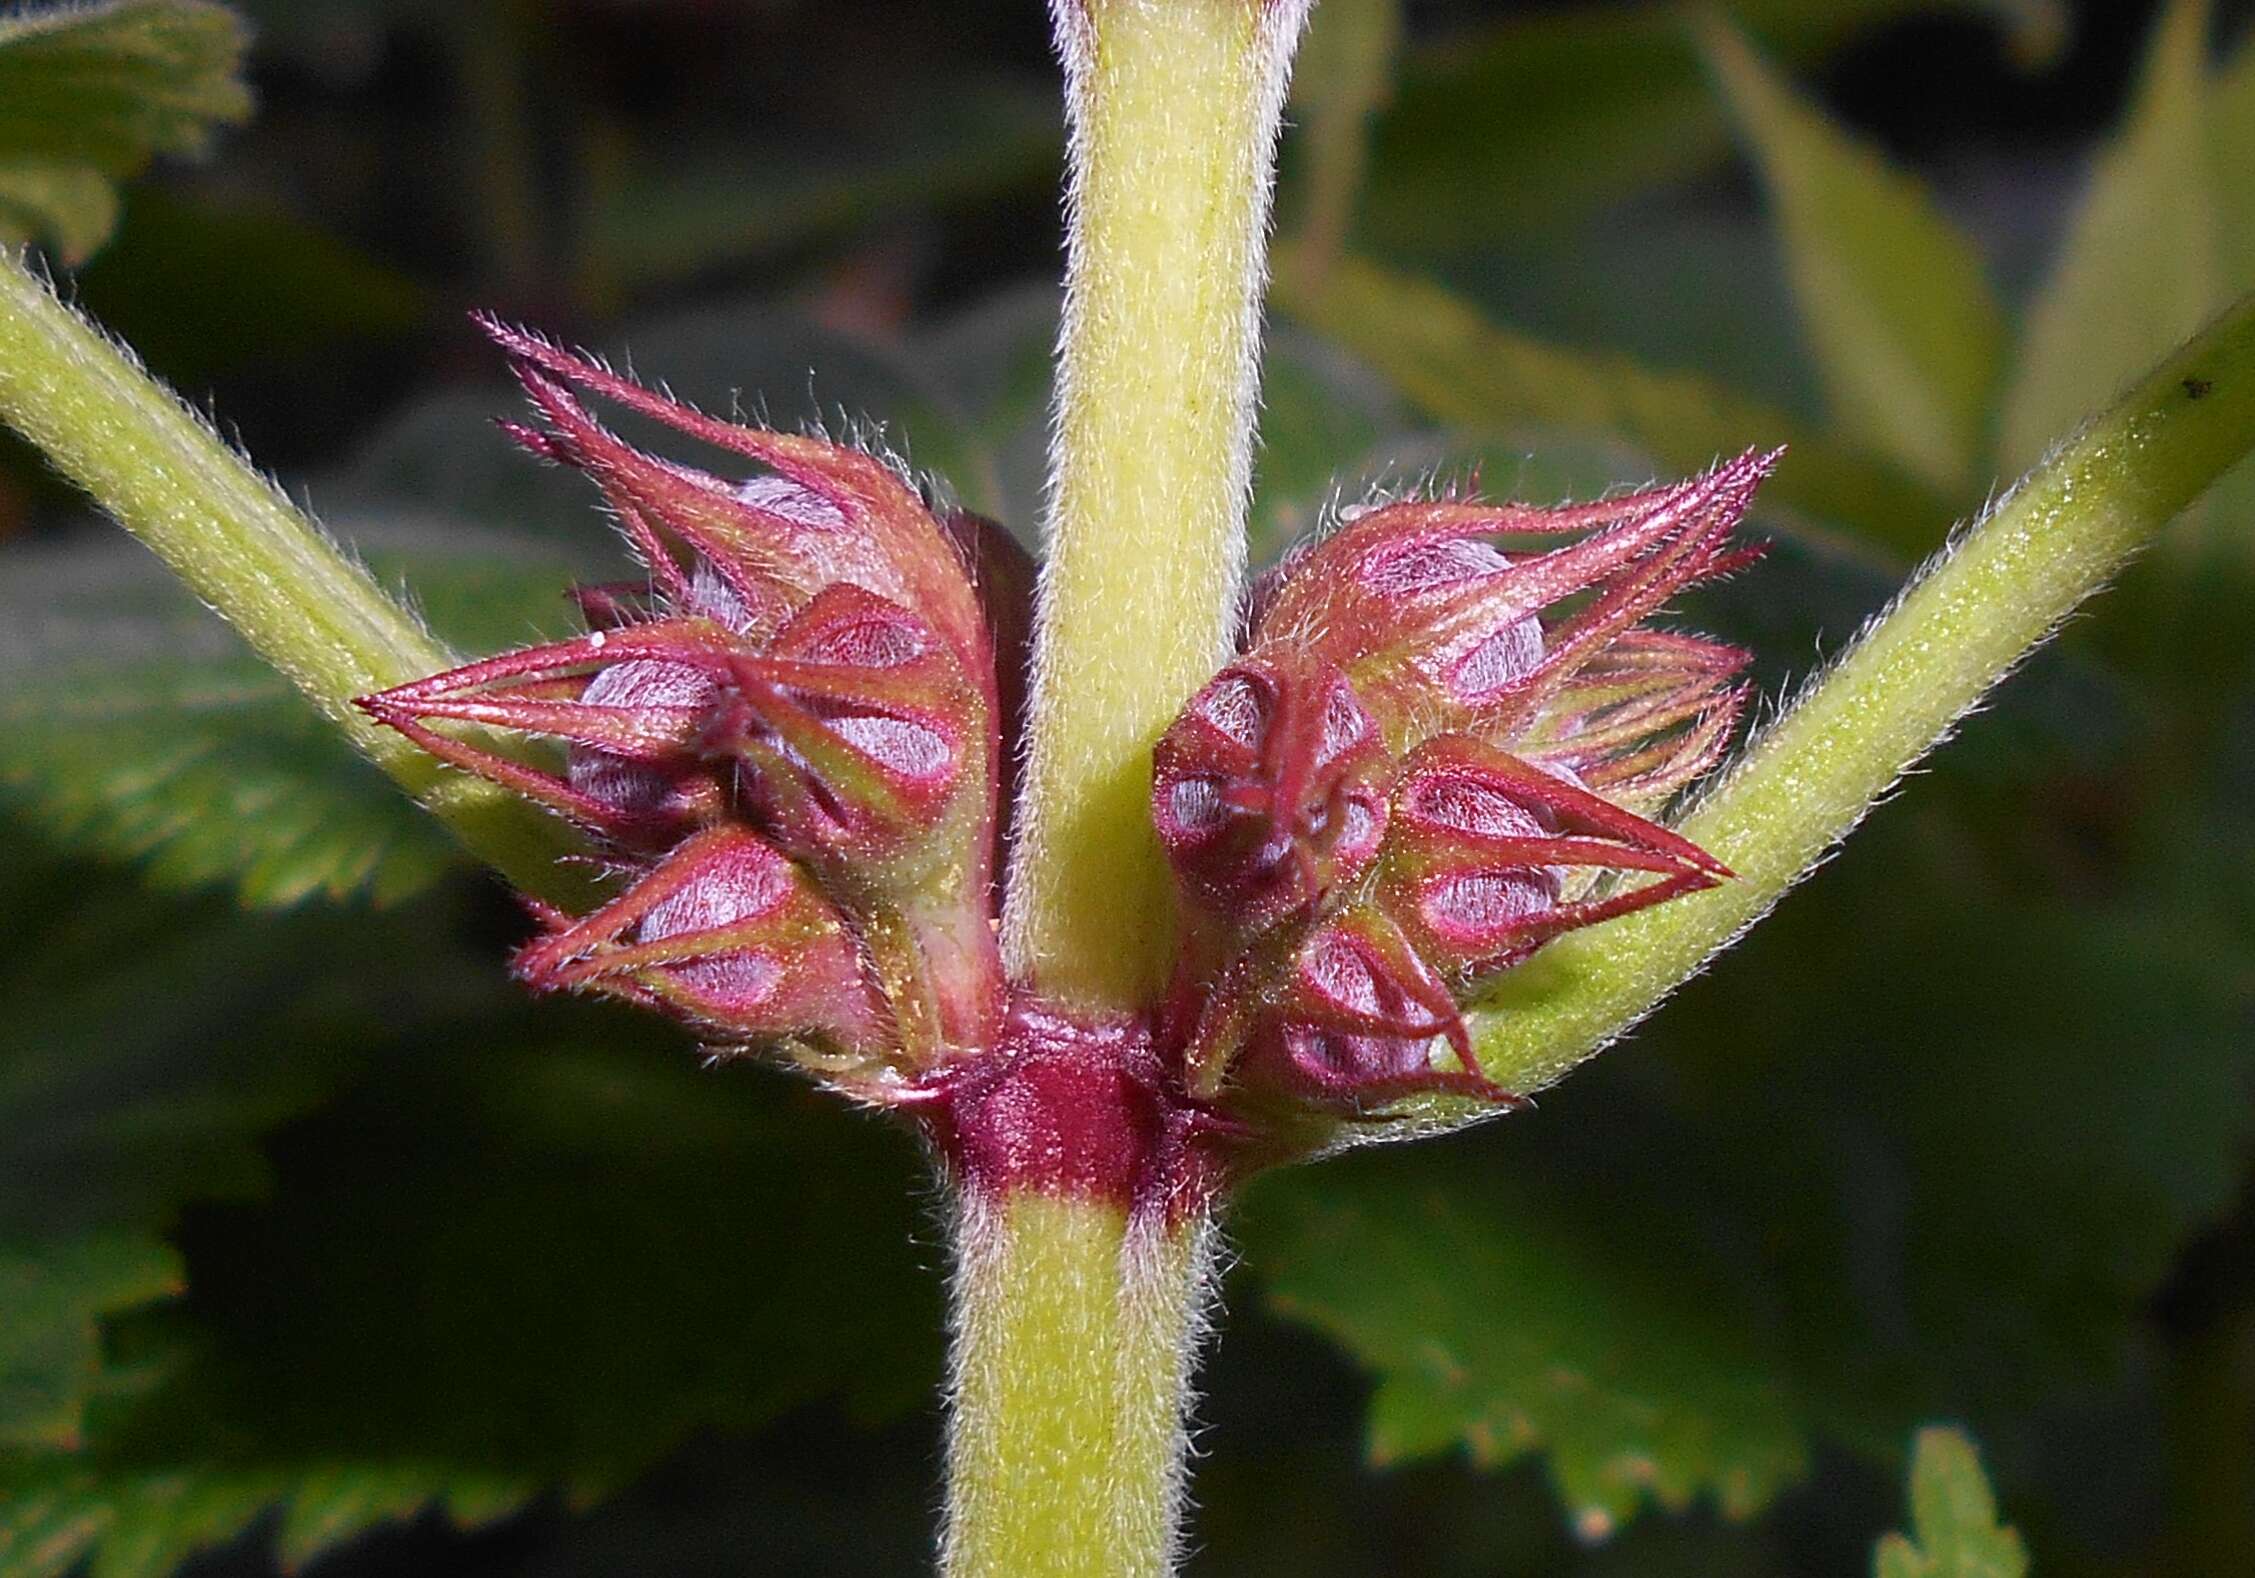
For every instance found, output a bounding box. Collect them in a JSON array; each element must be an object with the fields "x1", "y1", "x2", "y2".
[
  {"x1": 1003, "y1": 0, "x2": 1310, "y2": 1008},
  {"x1": 1284, "y1": 0, "x2": 1400, "y2": 289}
]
